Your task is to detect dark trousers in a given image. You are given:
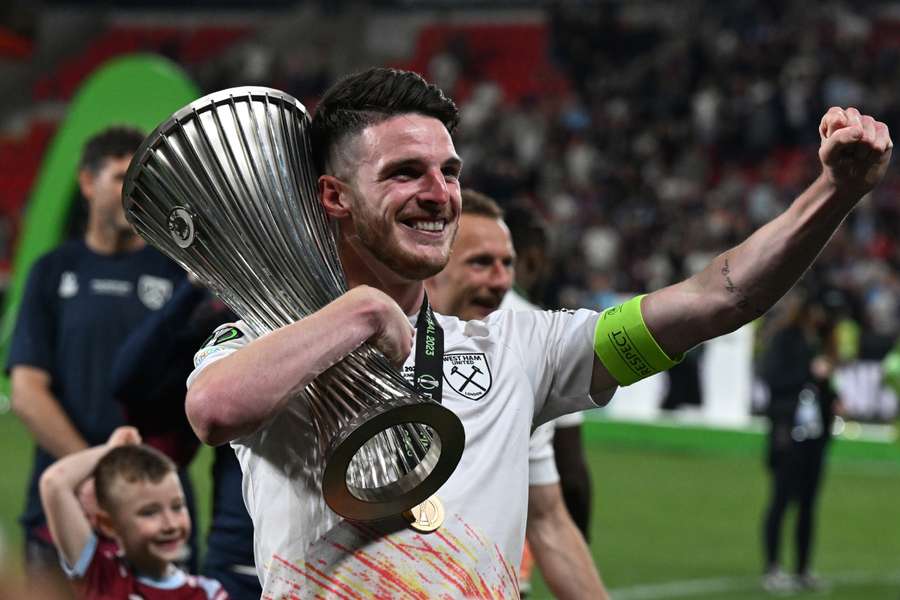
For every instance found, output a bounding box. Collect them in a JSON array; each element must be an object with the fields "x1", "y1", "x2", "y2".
[{"x1": 763, "y1": 439, "x2": 827, "y2": 574}]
